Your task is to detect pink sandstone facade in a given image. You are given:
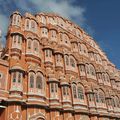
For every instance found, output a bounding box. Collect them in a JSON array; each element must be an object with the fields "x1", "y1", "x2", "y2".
[{"x1": 0, "y1": 11, "x2": 120, "y2": 120}]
